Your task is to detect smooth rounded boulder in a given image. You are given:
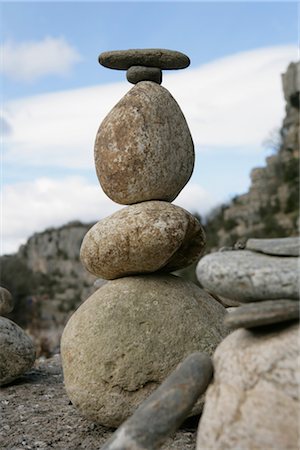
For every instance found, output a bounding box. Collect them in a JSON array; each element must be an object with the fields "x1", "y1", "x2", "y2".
[
  {"x1": 61, "y1": 274, "x2": 228, "y2": 427},
  {"x1": 0, "y1": 286, "x2": 14, "y2": 315},
  {"x1": 94, "y1": 81, "x2": 194, "y2": 204},
  {"x1": 80, "y1": 201, "x2": 206, "y2": 279},
  {"x1": 0, "y1": 317, "x2": 36, "y2": 385}
]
